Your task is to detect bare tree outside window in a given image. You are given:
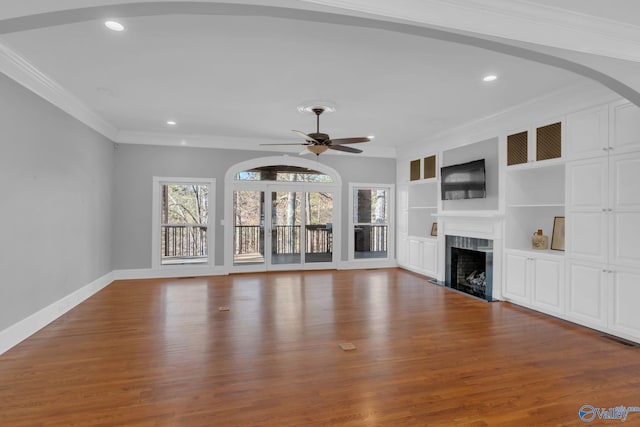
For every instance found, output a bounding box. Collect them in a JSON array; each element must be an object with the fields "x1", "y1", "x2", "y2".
[{"x1": 161, "y1": 184, "x2": 209, "y2": 265}]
